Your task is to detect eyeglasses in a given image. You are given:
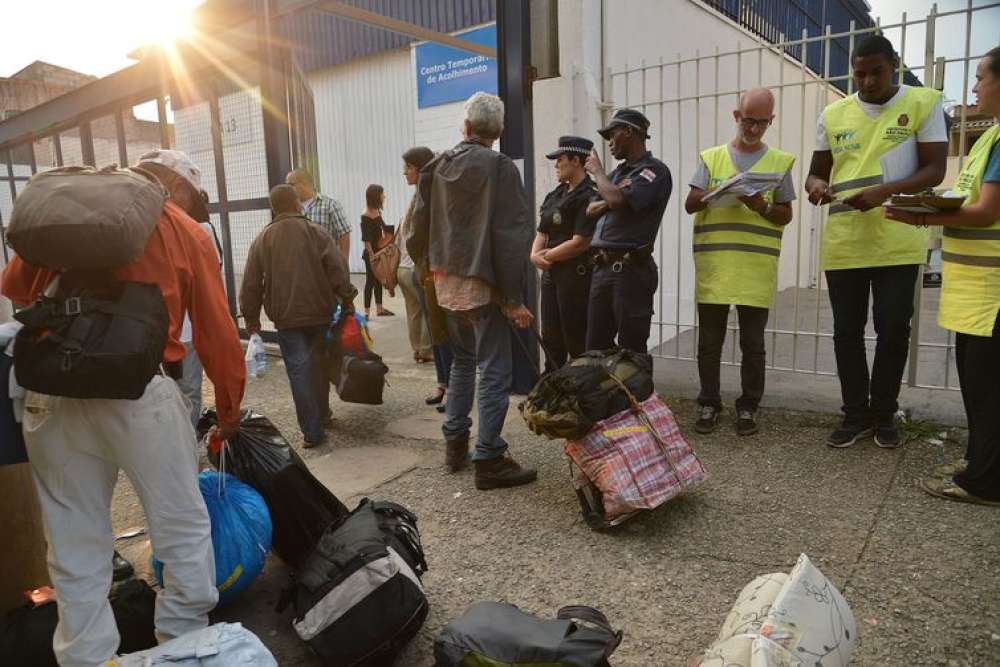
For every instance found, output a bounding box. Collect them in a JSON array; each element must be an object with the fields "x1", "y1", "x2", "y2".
[{"x1": 739, "y1": 117, "x2": 773, "y2": 129}]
